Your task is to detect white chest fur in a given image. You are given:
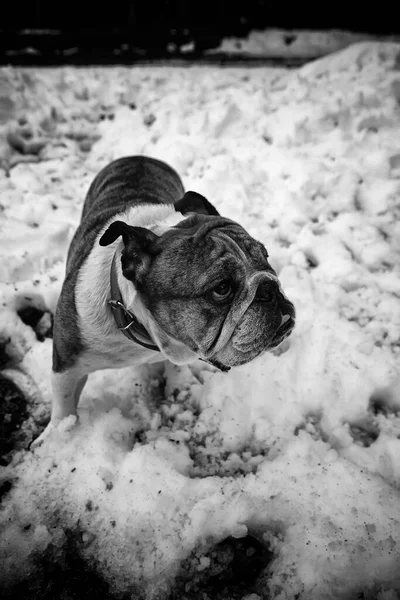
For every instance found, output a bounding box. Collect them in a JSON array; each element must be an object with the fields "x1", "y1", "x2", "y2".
[{"x1": 74, "y1": 204, "x2": 186, "y2": 373}]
